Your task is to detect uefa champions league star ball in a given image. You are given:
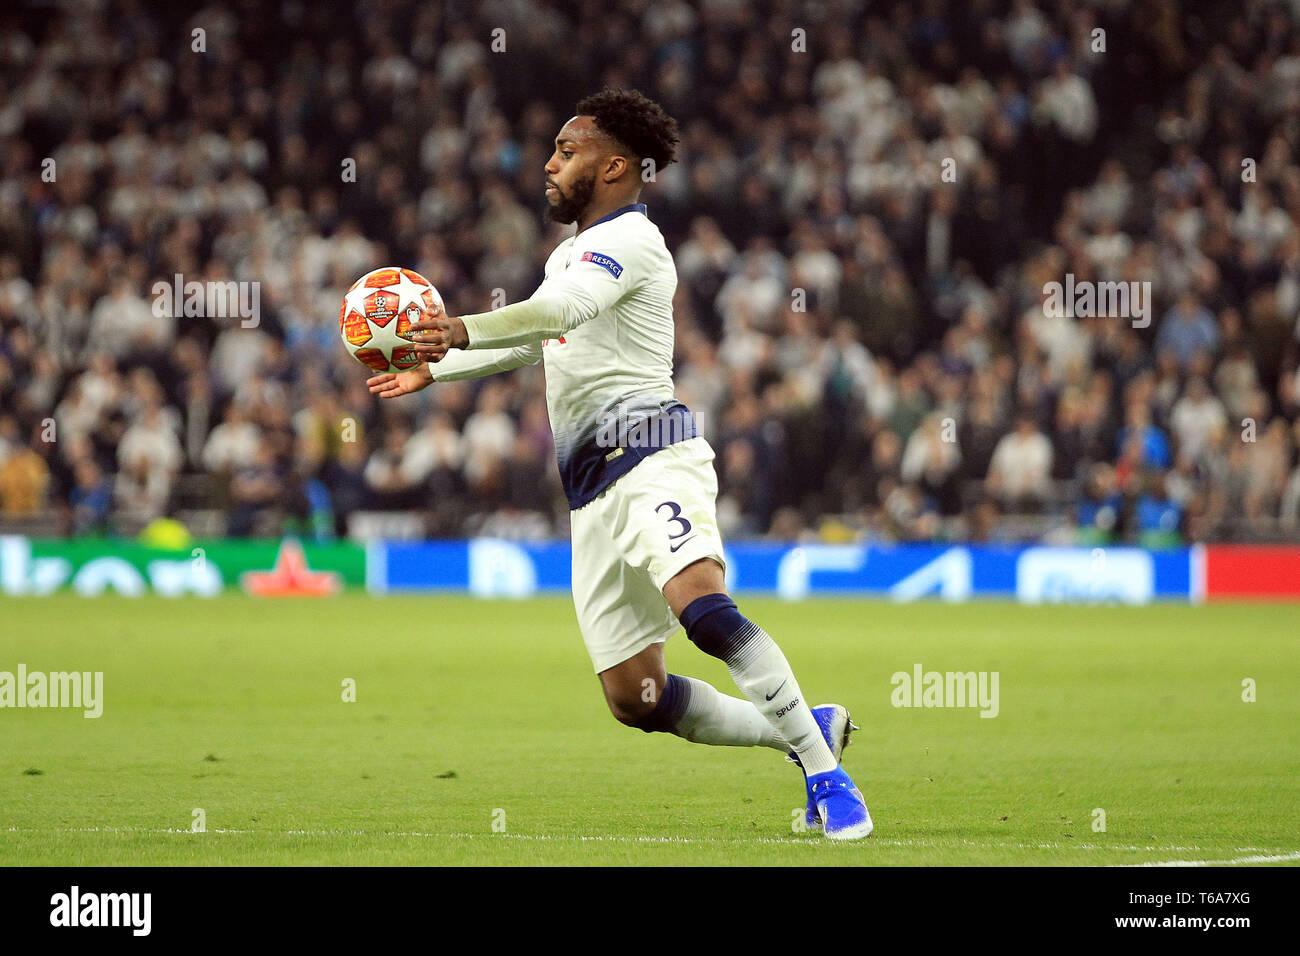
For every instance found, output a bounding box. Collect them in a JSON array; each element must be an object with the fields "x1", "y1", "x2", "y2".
[{"x1": 340, "y1": 267, "x2": 443, "y2": 373}]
